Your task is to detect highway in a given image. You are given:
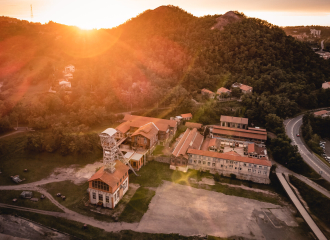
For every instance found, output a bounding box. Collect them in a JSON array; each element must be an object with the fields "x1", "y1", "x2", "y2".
[{"x1": 285, "y1": 115, "x2": 330, "y2": 183}]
